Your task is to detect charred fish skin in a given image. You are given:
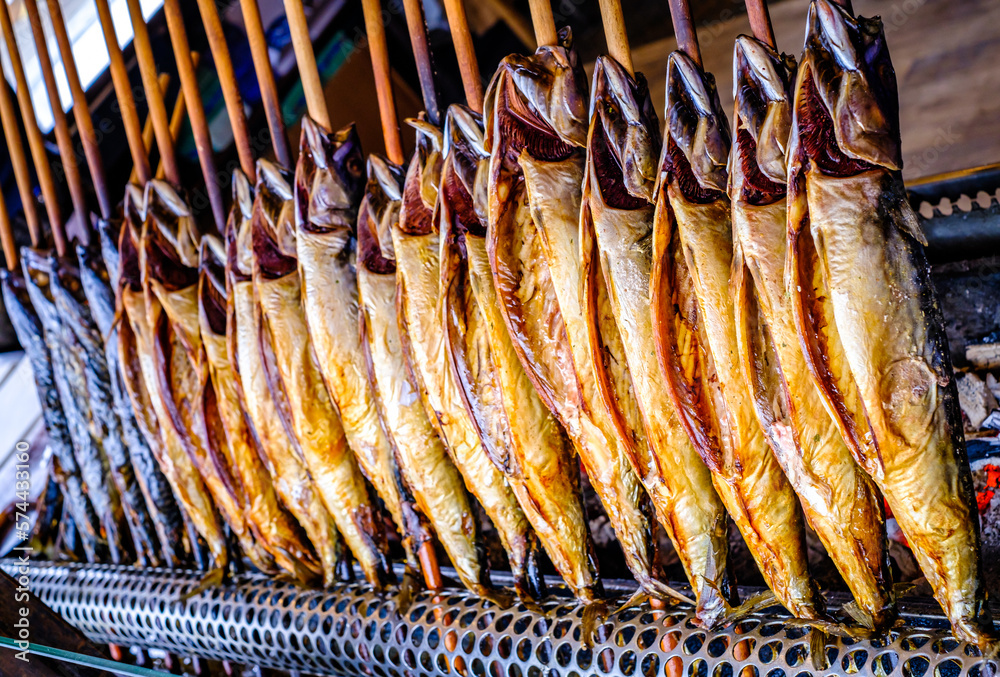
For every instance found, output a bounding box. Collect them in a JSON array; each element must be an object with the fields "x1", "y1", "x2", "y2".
[
  {"x1": 787, "y1": 0, "x2": 993, "y2": 646},
  {"x1": 252, "y1": 158, "x2": 391, "y2": 589},
  {"x1": 394, "y1": 119, "x2": 535, "y2": 597},
  {"x1": 441, "y1": 104, "x2": 600, "y2": 601},
  {"x1": 729, "y1": 35, "x2": 895, "y2": 630},
  {"x1": 293, "y1": 119, "x2": 412, "y2": 558},
  {"x1": 22, "y1": 249, "x2": 126, "y2": 564},
  {"x1": 1, "y1": 268, "x2": 103, "y2": 562},
  {"x1": 358, "y1": 155, "x2": 489, "y2": 595},
  {"x1": 654, "y1": 50, "x2": 820, "y2": 618},
  {"x1": 484, "y1": 29, "x2": 669, "y2": 599},
  {"x1": 583, "y1": 55, "x2": 731, "y2": 624},
  {"x1": 227, "y1": 172, "x2": 335, "y2": 587}
]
